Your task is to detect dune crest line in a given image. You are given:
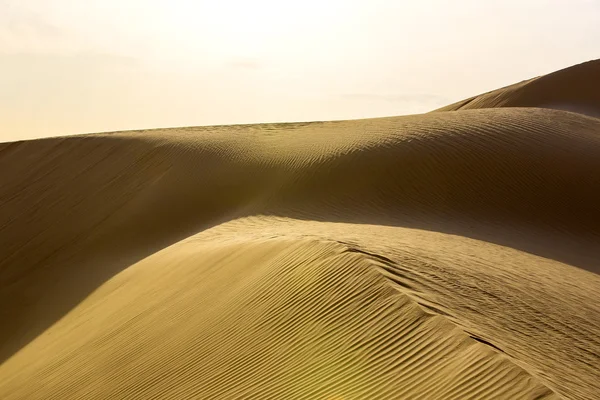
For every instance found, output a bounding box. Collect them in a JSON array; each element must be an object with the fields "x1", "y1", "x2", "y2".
[{"x1": 1, "y1": 59, "x2": 600, "y2": 399}]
